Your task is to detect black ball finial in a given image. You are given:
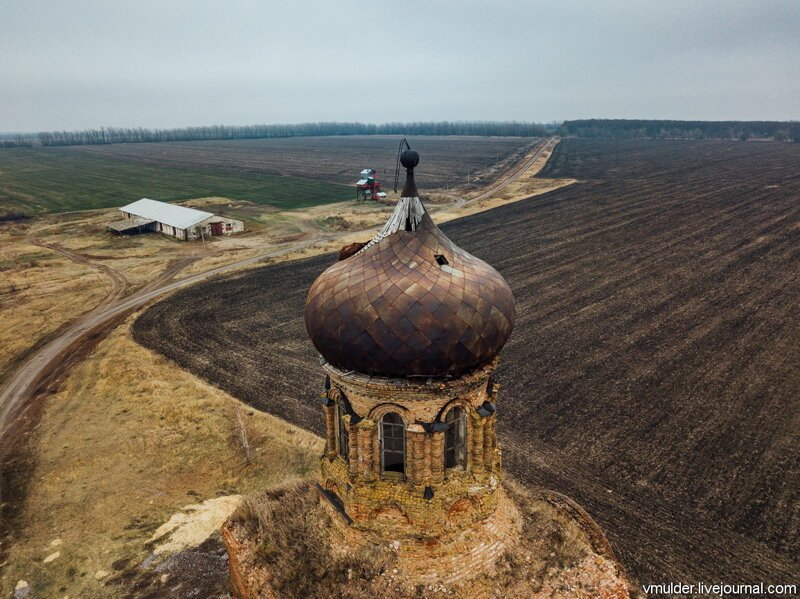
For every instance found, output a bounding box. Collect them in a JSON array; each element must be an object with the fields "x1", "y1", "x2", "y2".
[{"x1": 400, "y1": 149, "x2": 419, "y2": 169}]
